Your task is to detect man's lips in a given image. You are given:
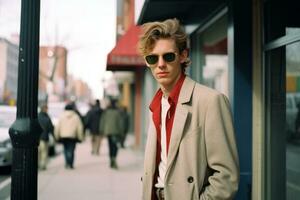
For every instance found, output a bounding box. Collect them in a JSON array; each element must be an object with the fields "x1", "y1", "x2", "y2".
[{"x1": 157, "y1": 72, "x2": 169, "y2": 77}]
